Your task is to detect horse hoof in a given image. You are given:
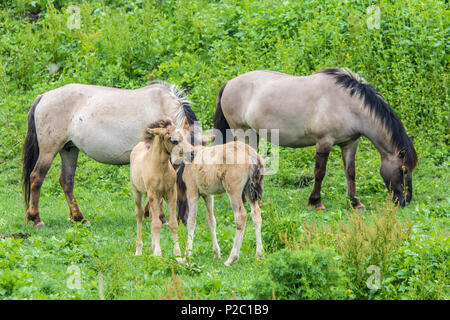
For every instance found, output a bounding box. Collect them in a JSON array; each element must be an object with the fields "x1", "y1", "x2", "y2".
[
  {"x1": 33, "y1": 221, "x2": 45, "y2": 228},
  {"x1": 315, "y1": 205, "x2": 326, "y2": 212},
  {"x1": 224, "y1": 257, "x2": 237, "y2": 266}
]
